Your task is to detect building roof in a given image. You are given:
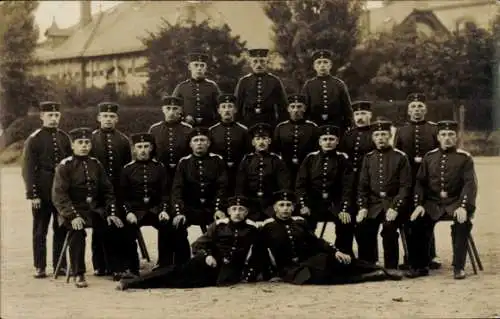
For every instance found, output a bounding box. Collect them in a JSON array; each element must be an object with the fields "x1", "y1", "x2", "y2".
[{"x1": 36, "y1": 1, "x2": 274, "y2": 62}]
